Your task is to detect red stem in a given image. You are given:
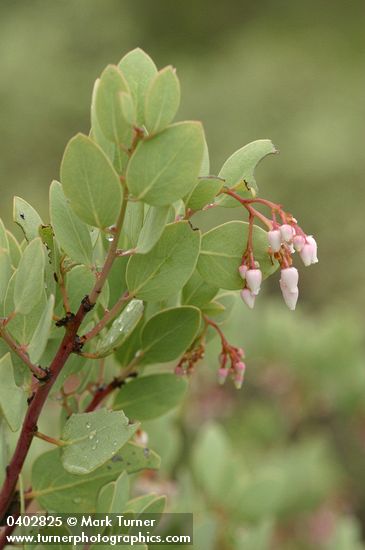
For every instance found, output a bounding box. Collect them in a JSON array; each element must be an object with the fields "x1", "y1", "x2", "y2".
[{"x1": 0, "y1": 304, "x2": 86, "y2": 522}]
